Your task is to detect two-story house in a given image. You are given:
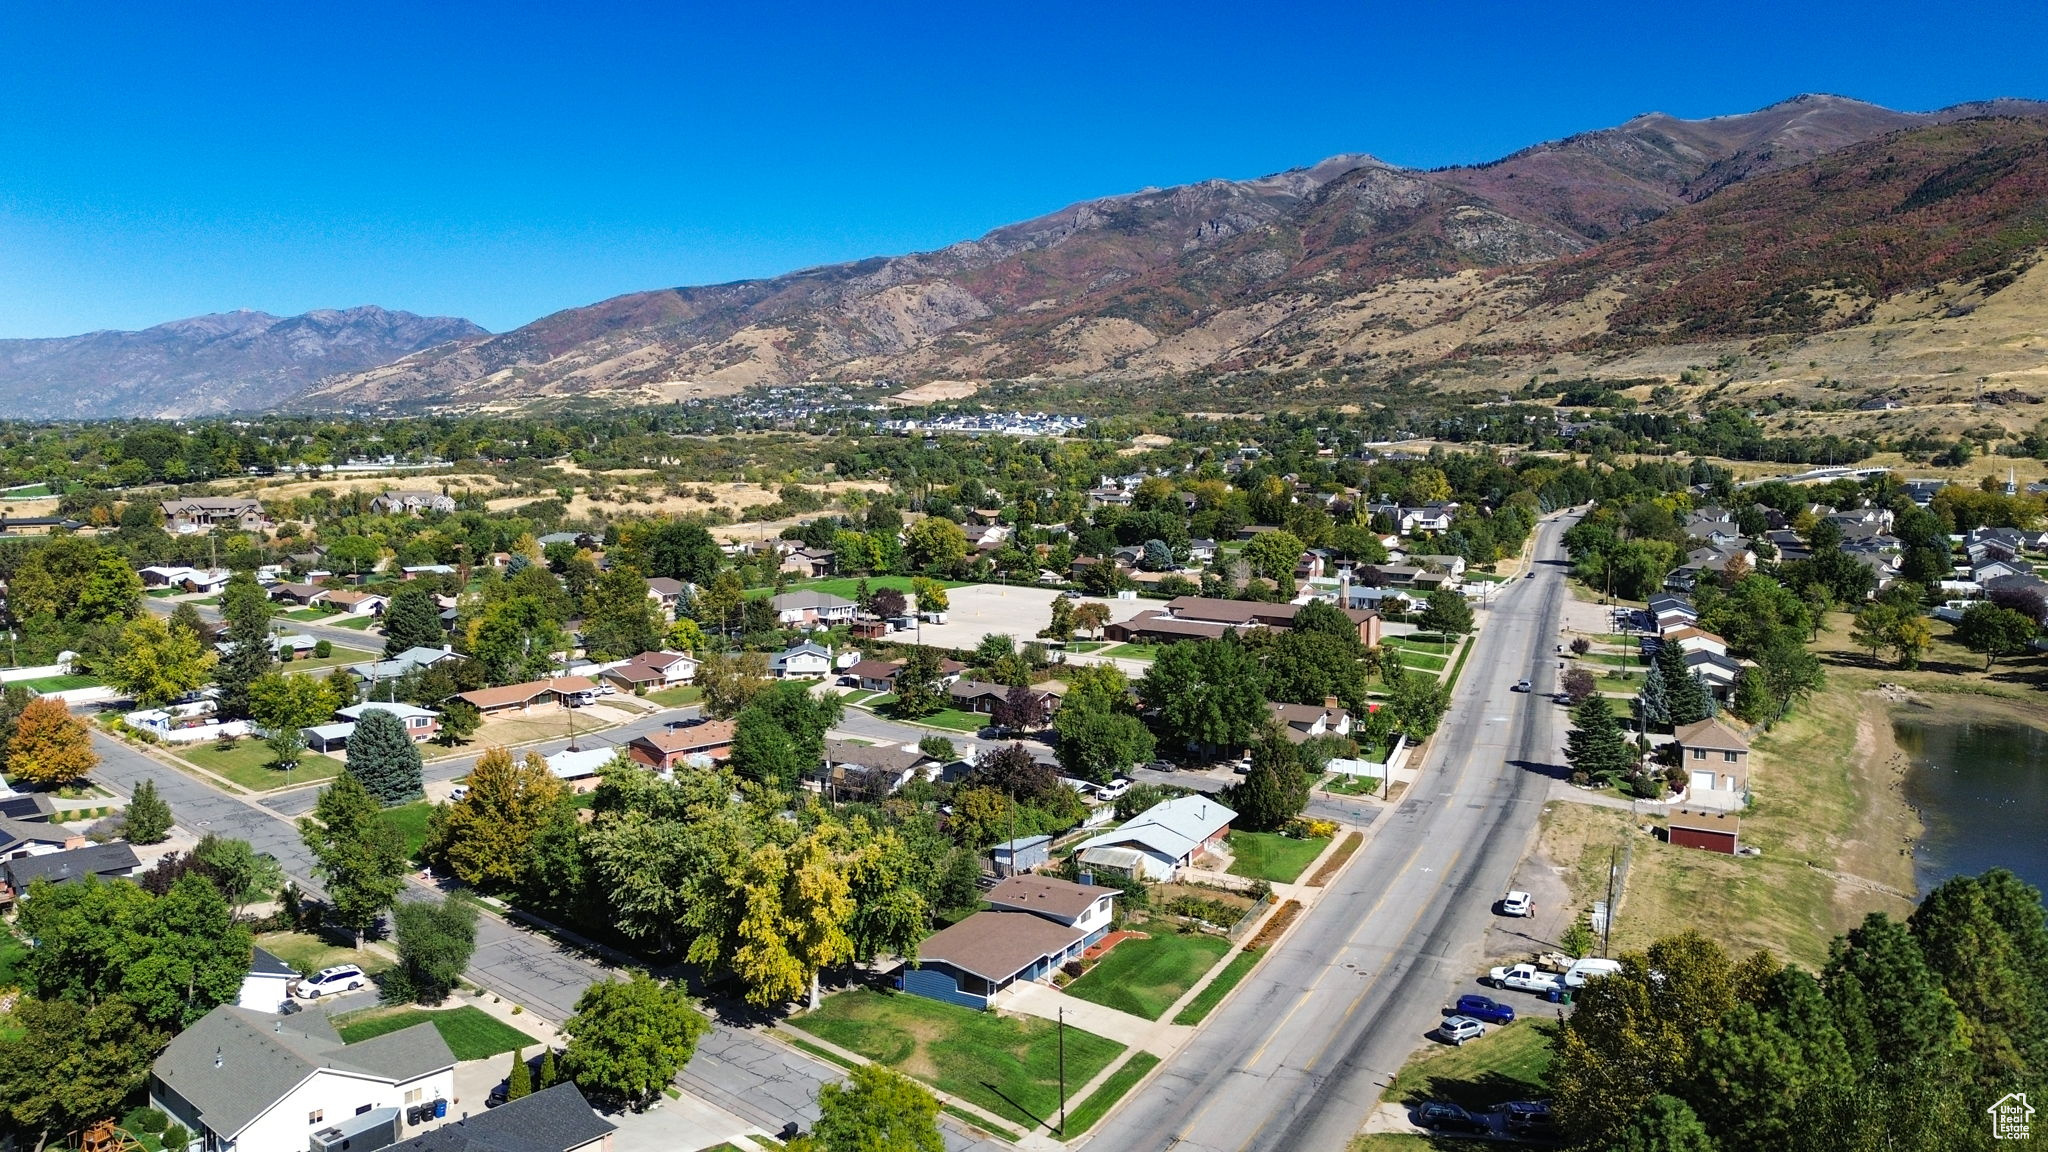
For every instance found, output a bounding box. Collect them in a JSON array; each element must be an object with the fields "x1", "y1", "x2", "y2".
[{"x1": 900, "y1": 875, "x2": 1120, "y2": 1009}]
